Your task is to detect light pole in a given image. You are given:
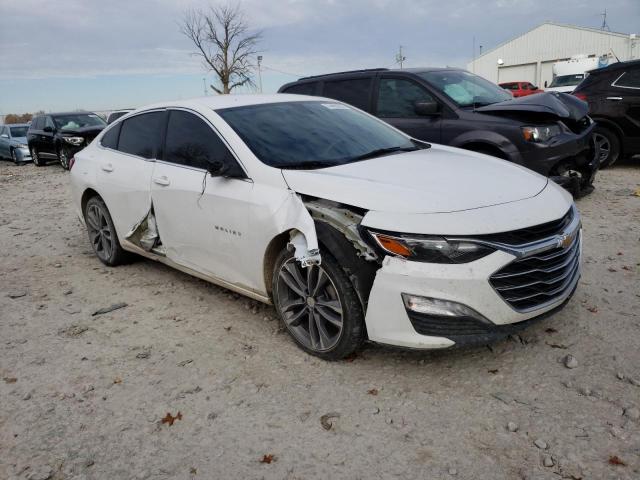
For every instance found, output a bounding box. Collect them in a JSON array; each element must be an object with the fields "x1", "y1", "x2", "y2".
[
  {"x1": 257, "y1": 56, "x2": 263, "y2": 93},
  {"x1": 203, "y1": 78, "x2": 207, "y2": 96}
]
